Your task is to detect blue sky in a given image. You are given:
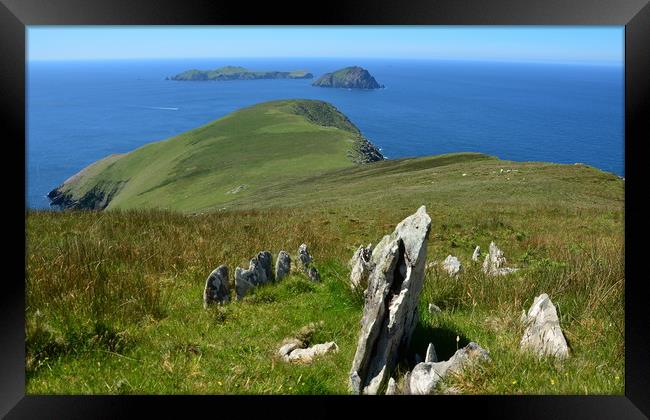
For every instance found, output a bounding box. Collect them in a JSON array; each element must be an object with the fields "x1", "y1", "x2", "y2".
[{"x1": 27, "y1": 26, "x2": 623, "y2": 64}]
